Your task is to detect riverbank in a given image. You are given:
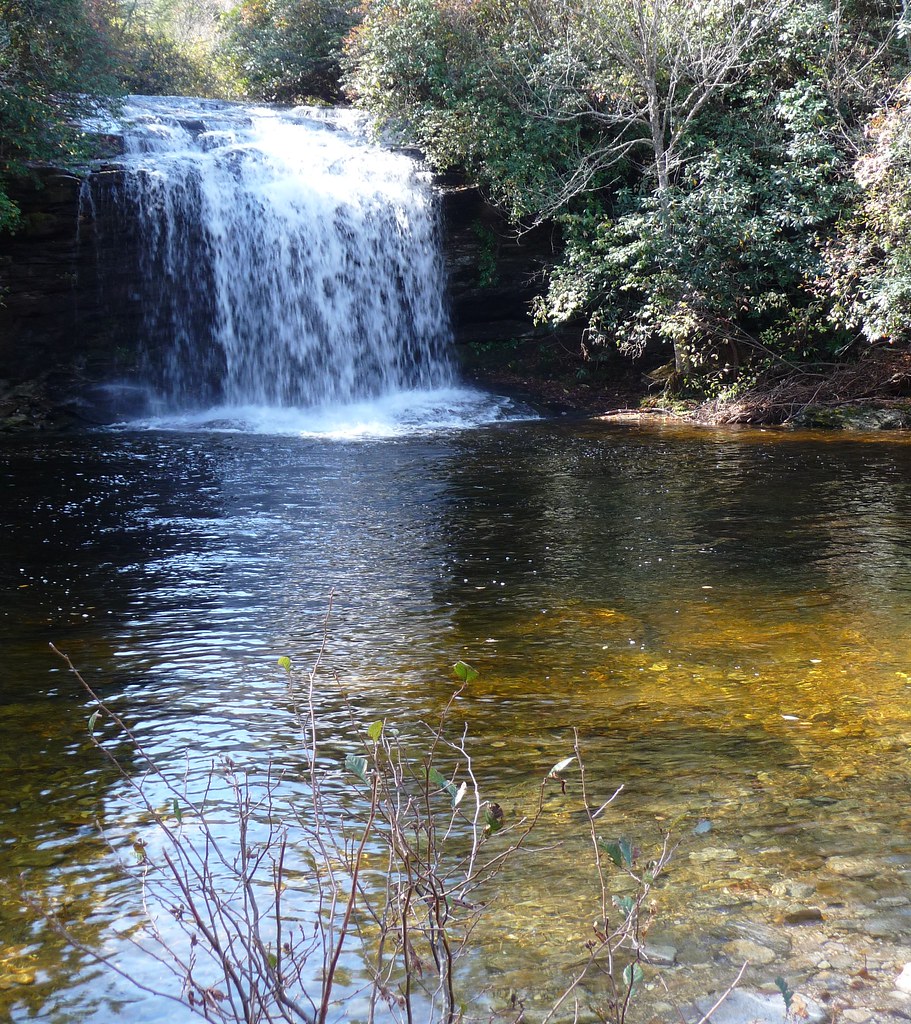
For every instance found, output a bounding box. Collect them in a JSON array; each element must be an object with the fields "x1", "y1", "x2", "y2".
[{"x1": 471, "y1": 345, "x2": 911, "y2": 430}]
